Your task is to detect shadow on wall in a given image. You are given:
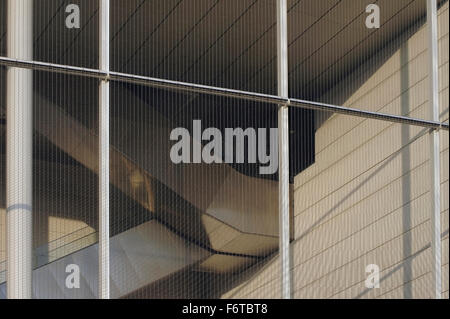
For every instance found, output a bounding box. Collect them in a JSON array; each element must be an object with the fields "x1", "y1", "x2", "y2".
[
  {"x1": 354, "y1": 227, "x2": 448, "y2": 299},
  {"x1": 211, "y1": 10, "x2": 437, "y2": 301},
  {"x1": 314, "y1": 18, "x2": 425, "y2": 130},
  {"x1": 292, "y1": 19, "x2": 449, "y2": 298}
]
